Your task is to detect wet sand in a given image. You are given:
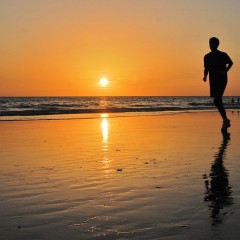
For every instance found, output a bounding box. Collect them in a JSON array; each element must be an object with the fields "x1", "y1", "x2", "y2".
[{"x1": 1, "y1": 111, "x2": 240, "y2": 240}]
